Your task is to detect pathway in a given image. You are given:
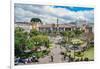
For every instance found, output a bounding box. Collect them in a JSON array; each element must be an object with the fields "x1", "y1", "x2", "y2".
[{"x1": 38, "y1": 36, "x2": 66, "y2": 63}]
